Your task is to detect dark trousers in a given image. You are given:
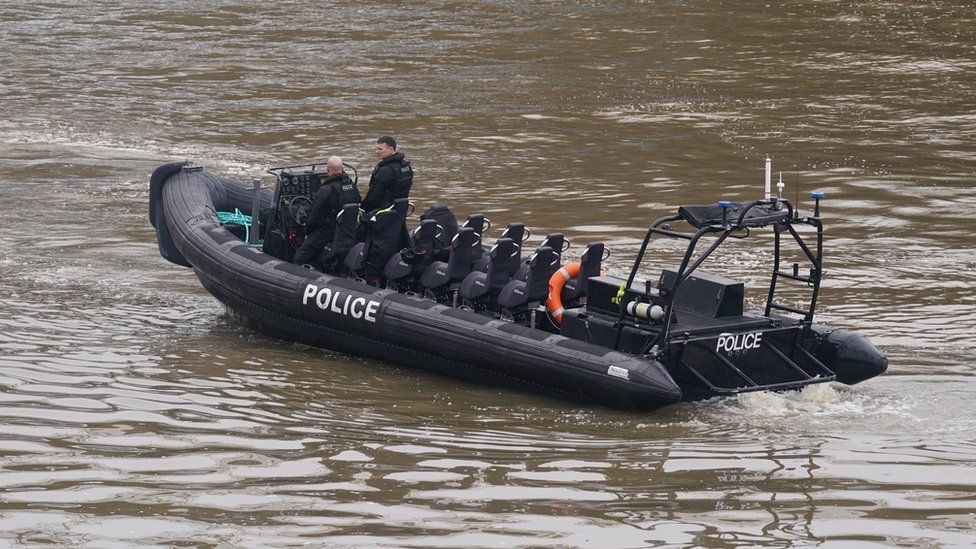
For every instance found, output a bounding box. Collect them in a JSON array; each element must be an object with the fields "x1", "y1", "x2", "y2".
[{"x1": 293, "y1": 230, "x2": 330, "y2": 266}]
